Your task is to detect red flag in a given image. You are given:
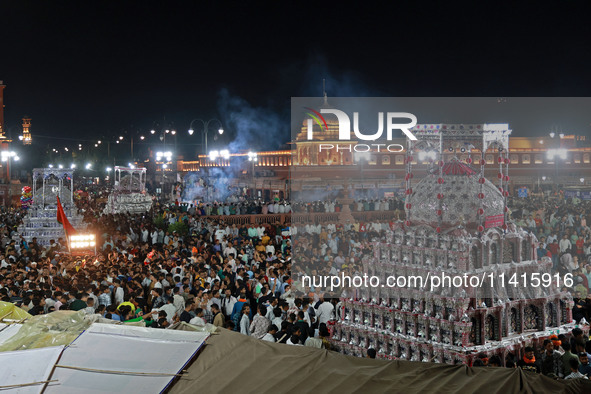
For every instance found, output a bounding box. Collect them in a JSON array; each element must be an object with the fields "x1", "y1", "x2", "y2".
[{"x1": 56, "y1": 197, "x2": 77, "y2": 236}]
